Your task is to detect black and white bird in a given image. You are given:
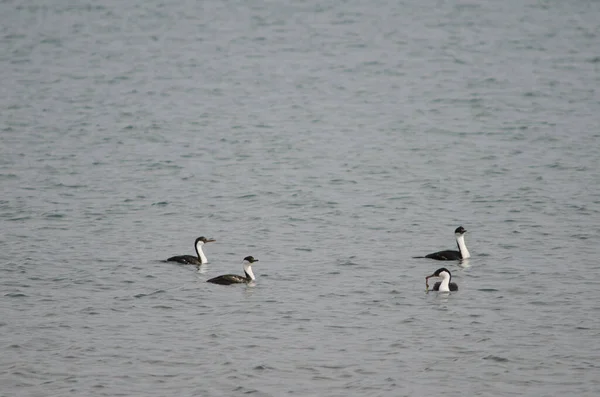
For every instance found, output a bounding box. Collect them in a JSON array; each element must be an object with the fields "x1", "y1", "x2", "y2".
[
  {"x1": 425, "y1": 267, "x2": 458, "y2": 292},
  {"x1": 416, "y1": 226, "x2": 471, "y2": 261},
  {"x1": 166, "y1": 236, "x2": 216, "y2": 265},
  {"x1": 207, "y1": 256, "x2": 259, "y2": 285}
]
